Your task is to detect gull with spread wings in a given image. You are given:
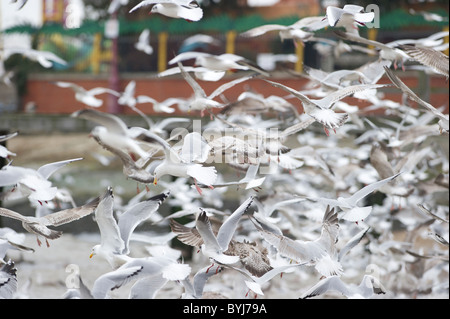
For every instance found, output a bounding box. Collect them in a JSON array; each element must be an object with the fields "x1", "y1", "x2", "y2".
[
  {"x1": 265, "y1": 79, "x2": 388, "y2": 136},
  {"x1": 0, "y1": 192, "x2": 102, "y2": 247}
]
